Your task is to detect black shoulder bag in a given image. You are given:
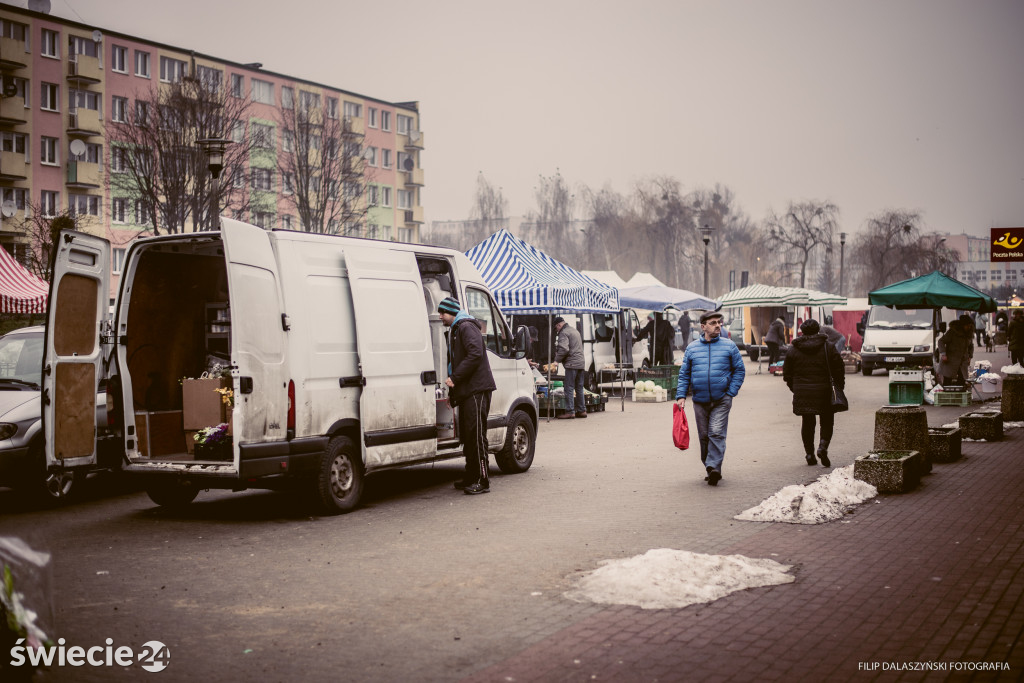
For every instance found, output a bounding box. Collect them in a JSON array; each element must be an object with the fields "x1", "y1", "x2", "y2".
[{"x1": 824, "y1": 344, "x2": 849, "y2": 413}]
